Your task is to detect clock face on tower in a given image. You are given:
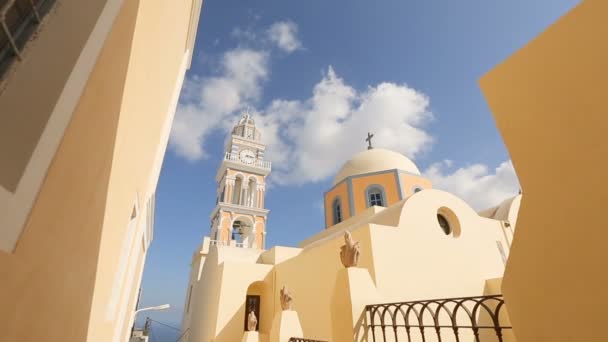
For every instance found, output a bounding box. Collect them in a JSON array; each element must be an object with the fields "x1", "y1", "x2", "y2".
[{"x1": 239, "y1": 149, "x2": 256, "y2": 164}]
